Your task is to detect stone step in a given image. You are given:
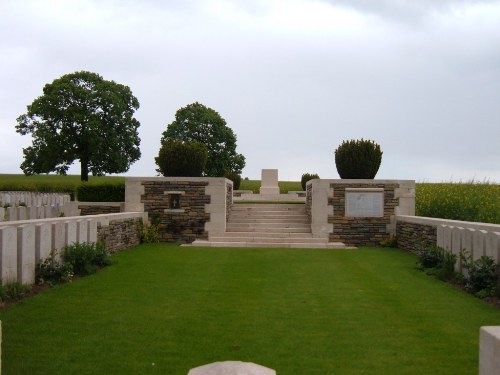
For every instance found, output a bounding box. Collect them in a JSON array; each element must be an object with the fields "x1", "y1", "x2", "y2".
[
  {"x1": 228, "y1": 216, "x2": 309, "y2": 224},
  {"x1": 222, "y1": 231, "x2": 314, "y2": 239},
  {"x1": 231, "y1": 204, "x2": 306, "y2": 212},
  {"x1": 226, "y1": 227, "x2": 312, "y2": 233},
  {"x1": 209, "y1": 236, "x2": 327, "y2": 244},
  {"x1": 229, "y1": 212, "x2": 306, "y2": 218},
  {"x1": 186, "y1": 240, "x2": 346, "y2": 249},
  {"x1": 226, "y1": 222, "x2": 311, "y2": 230}
]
